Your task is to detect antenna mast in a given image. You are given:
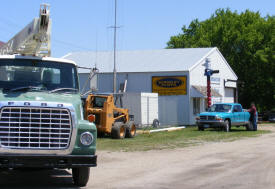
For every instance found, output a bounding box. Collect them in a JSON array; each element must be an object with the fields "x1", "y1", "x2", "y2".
[{"x1": 113, "y1": 0, "x2": 118, "y2": 93}]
